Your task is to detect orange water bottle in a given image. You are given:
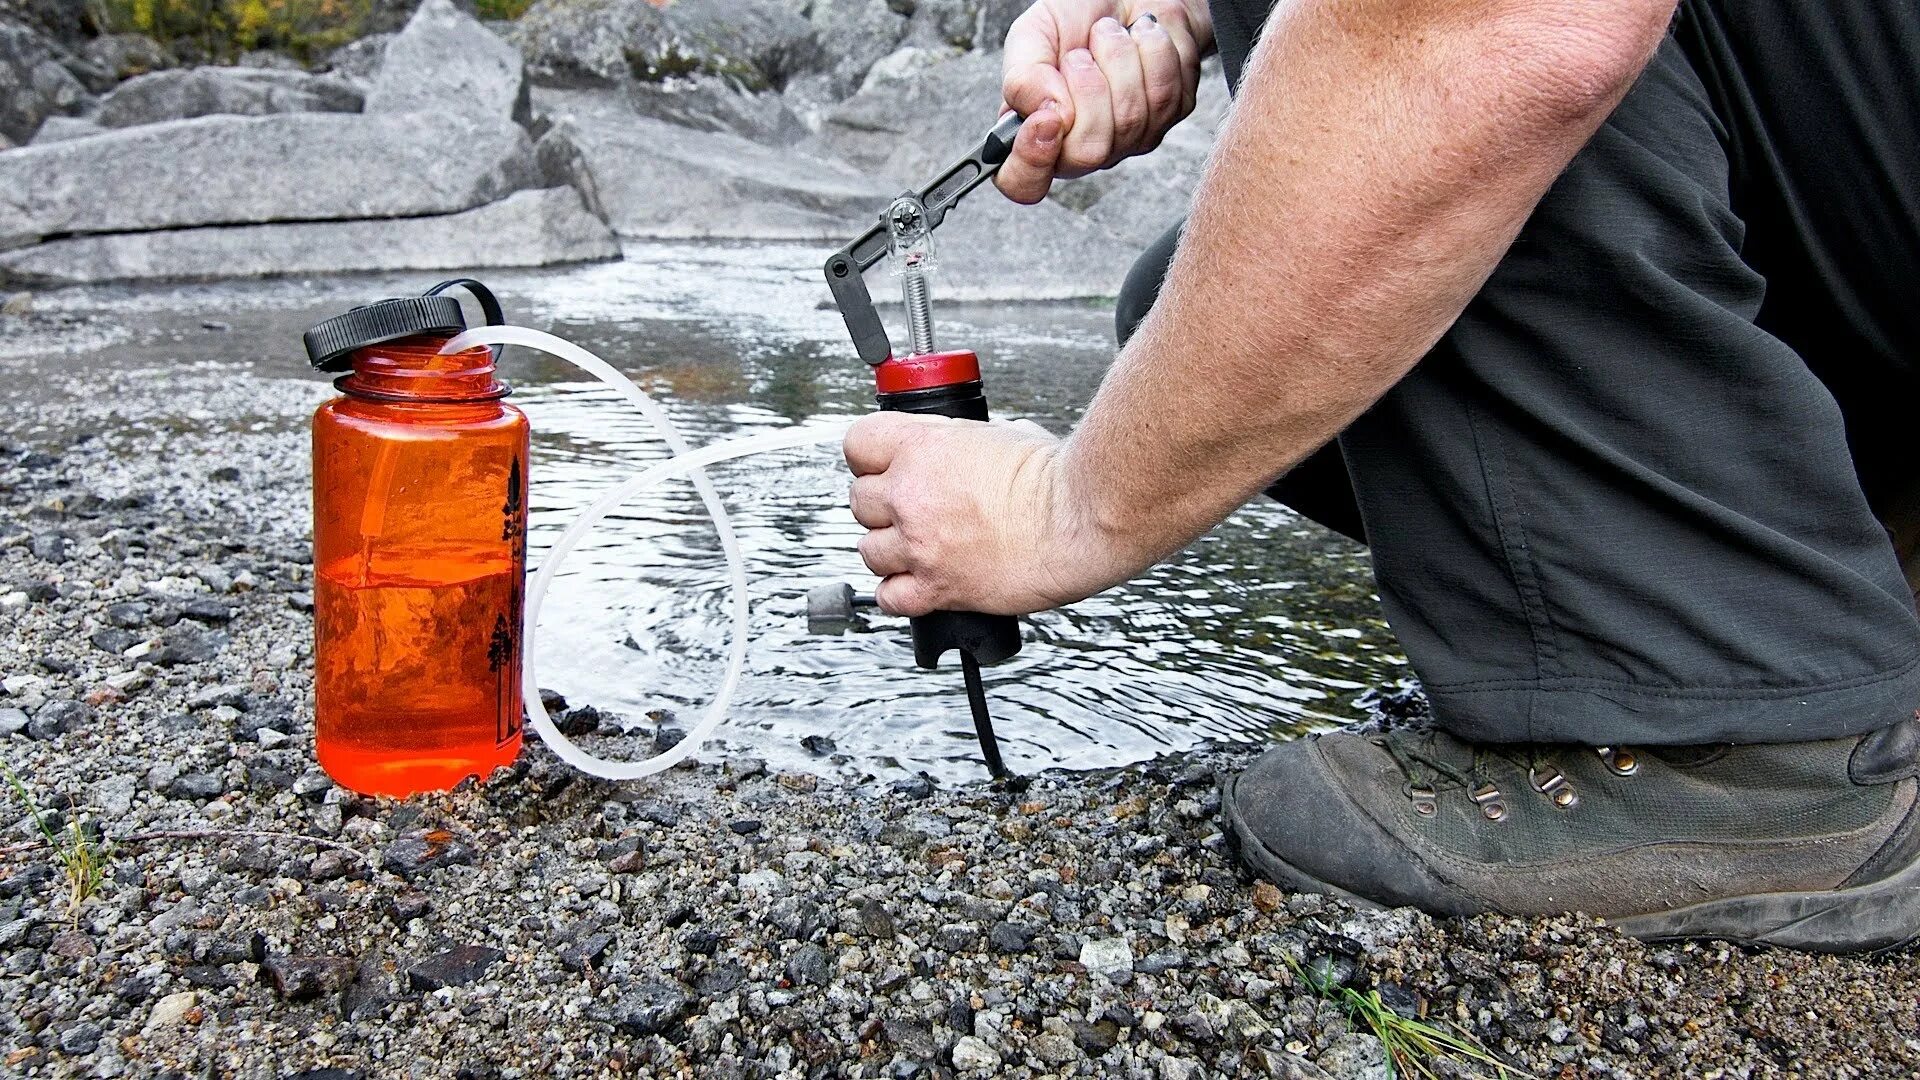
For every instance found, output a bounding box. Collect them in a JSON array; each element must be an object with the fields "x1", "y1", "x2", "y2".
[{"x1": 302, "y1": 280, "x2": 528, "y2": 797}]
